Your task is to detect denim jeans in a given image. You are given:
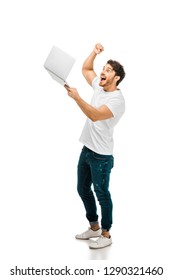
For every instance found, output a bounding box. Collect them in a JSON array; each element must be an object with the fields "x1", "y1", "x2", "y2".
[{"x1": 77, "y1": 146, "x2": 114, "y2": 231}]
